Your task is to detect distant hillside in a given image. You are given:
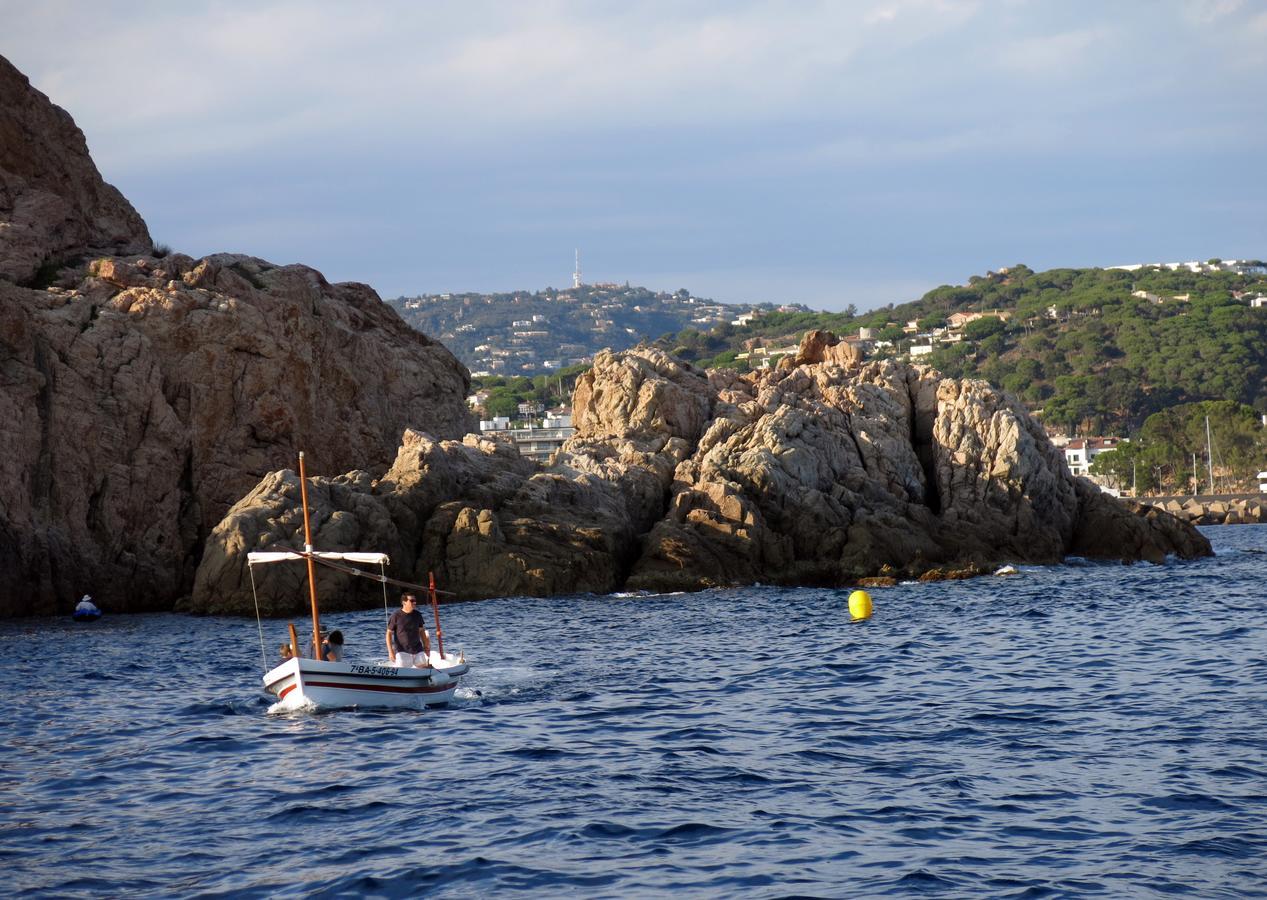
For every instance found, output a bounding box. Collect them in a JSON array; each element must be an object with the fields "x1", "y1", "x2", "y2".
[
  {"x1": 387, "y1": 284, "x2": 806, "y2": 376},
  {"x1": 385, "y1": 261, "x2": 1267, "y2": 491},
  {"x1": 660, "y1": 261, "x2": 1267, "y2": 437}
]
